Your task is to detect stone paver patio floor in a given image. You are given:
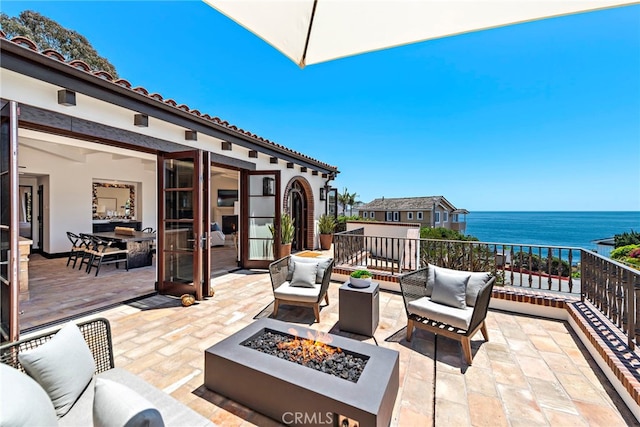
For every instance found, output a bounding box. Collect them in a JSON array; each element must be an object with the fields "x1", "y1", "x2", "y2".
[{"x1": 69, "y1": 269, "x2": 635, "y2": 426}]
